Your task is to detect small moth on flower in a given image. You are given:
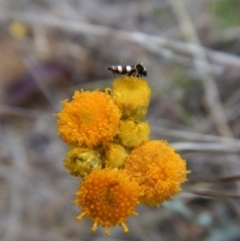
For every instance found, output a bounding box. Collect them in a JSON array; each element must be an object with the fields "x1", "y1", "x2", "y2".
[{"x1": 107, "y1": 63, "x2": 148, "y2": 77}]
